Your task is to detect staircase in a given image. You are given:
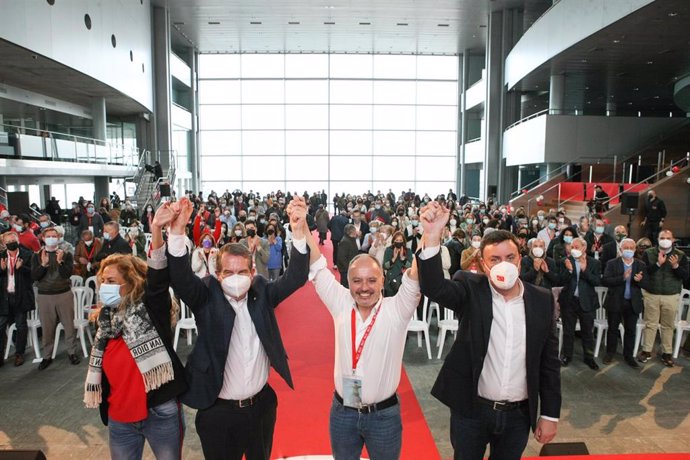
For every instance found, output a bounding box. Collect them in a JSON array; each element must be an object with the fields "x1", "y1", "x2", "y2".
[{"x1": 130, "y1": 150, "x2": 177, "y2": 211}]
